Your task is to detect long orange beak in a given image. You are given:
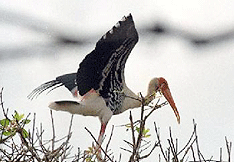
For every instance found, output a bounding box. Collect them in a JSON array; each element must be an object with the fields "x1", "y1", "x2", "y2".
[{"x1": 159, "y1": 78, "x2": 180, "y2": 124}]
